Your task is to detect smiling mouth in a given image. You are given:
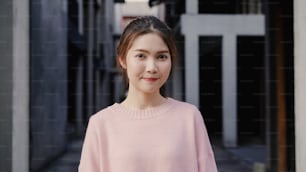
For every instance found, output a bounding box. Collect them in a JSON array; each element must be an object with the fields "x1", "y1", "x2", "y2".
[{"x1": 142, "y1": 77, "x2": 159, "y2": 82}]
